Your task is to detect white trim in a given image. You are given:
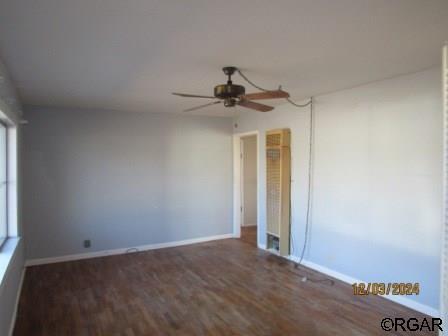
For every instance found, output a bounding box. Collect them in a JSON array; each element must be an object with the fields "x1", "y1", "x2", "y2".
[
  {"x1": 8, "y1": 268, "x2": 24, "y2": 336},
  {"x1": 259, "y1": 244, "x2": 439, "y2": 317},
  {"x1": 241, "y1": 223, "x2": 257, "y2": 227},
  {"x1": 233, "y1": 131, "x2": 259, "y2": 240},
  {"x1": 0, "y1": 238, "x2": 20, "y2": 292},
  {"x1": 258, "y1": 243, "x2": 267, "y2": 250},
  {"x1": 7, "y1": 127, "x2": 17, "y2": 237},
  {"x1": 26, "y1": 234, "x2": 234, "y2": 267},
  {"x1": 0, "y1": 110, "x2": 19, "y2": 239},
  {"x1": 240, "y1": 139, "x2": 244, "y2": 227},
  {"x1": 285, "y1": 255, "x2": 439, "y2": 318},
  {"x1": 0, "y1": 238, "x2": 23, "y2": 336}
]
